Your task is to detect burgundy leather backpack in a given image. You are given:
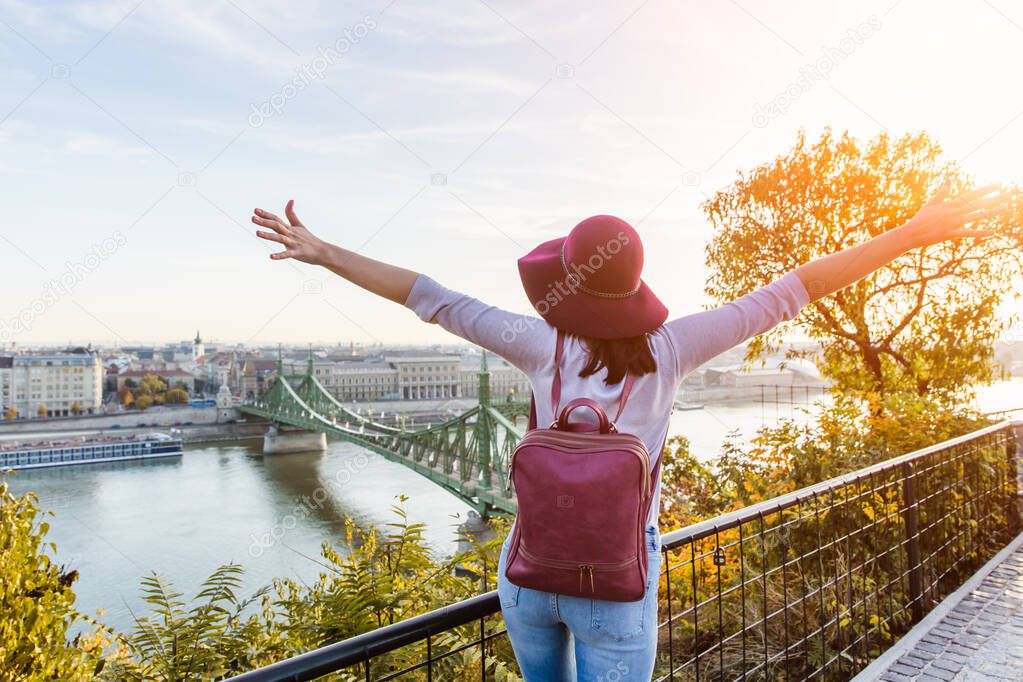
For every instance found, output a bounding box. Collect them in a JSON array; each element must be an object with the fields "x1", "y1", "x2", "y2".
[{"x1": 505, "y1": 330, "x2": 661, "y2": 602}]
